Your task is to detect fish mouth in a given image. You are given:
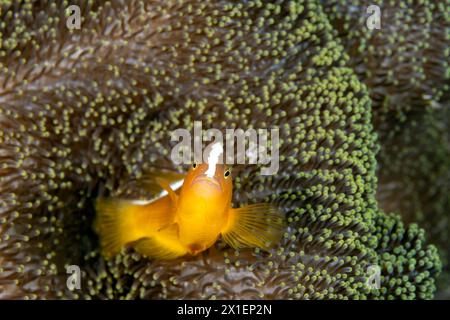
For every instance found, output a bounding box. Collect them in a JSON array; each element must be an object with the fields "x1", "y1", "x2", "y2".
[
  {"x1": 192, "y1": 175, "x2": 222, "y2": 191},
  {"x1": 188, "y1": 243, "x2": 205, "y2": 255}
]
